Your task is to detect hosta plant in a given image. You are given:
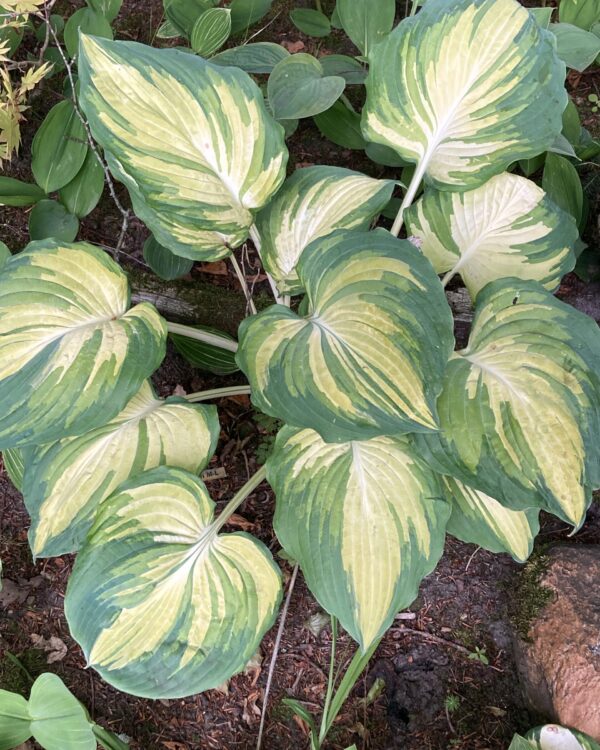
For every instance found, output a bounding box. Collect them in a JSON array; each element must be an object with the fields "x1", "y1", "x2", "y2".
[
  {"x1": 1, "y1": 0, "x2": 599, "y2": 743},
  {"x1": 510, "y1": 724, "x2": 600, "y2": 750}
]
